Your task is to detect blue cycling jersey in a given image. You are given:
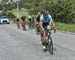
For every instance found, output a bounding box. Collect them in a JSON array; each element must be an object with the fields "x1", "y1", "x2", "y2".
[{"x1": 40, "y1": 14, "x2": 52, "y2": 23}]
